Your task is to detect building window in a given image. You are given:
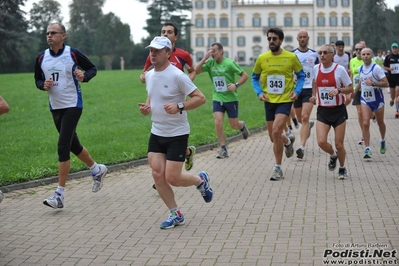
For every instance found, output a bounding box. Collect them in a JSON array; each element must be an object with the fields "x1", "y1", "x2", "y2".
[
  {"x1": 329, "y1": 0, "x2": 337, "y2": 7},
  {"x1": 317, "y1": 16, "x2": 325, "y2": 26},
  {"x1": 341, "y1": 0, "x2": 350, "y2": 7},
  {"x1": 196, "y1": 52, "x2": 204, "y2": 62},
  {"x1": 317, "y1": 36, "x2": 326, "y2": 46},
  {"x1": 220, "y1": 18, "x2": 229, "y2": 27},
  {"x1": 268, "y1": 17, "x2": 276, "y2": 27},
  {"x1": 317, "y1": 0, "x2": 325, "y2": 6},
  {"x1": 224, "y1": 51, "x2": 229, "y2": 58},
  {"x1": 329, "y1": 16, "x2": 337, "y2": 26},
  {"x1": 284, "y1": 17, "x2": 293, "y2": 27},
  {"x1": 253, "y1": 36, "x2": 261, "y2": 43},
  {"x1": 300, "y1": 17, "x2": 309, "y2": 27},
  {"x1": 195, "y1": 18, "x2": 204, "y2": 28},
  {"x1": 342, "y1": 16, "x2": 350, "y2": 26},
  {"x1": 220, "y1": 37, "x2": 229, "y2": 46},
  {"x1": 342, "y1": 36, "x2": 350, "y2": 46},
  {"x1": 330, "y1": 36, "x2": 338, "y2": 44},
  {"x1": 207, "y1": 1, "x2": 216, "y2": 8},
  {"x1": 208, "y1": 37, "x2": 217, "y2": 47},
  {"x1": 237, "y1": 17, "x2": 244, "y2": 27},
  {"x1": 208, "y1": 18, "x2": 216, "y2": 27},
  {"x1": 285, "y1": 36, "x2": 293, "y2": 42},
  {"x1": 237, "y1": 37, "x2": 245, "y2": 46},
  {"x1": 195, "y1": 1, "x2": 203, "y2": 8},
  {"x1": 222, "y1": 1, "x2": 228, "y2": 8},
  {"x1": 253, "y1": 17, "x2": 261, "y2": 27},
  {"x1": 237, "y1": 51, "x2": 246, "y2": 62},
  {"x1": 196, "y1": 37, "x2": 204, "y2": 47}
]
